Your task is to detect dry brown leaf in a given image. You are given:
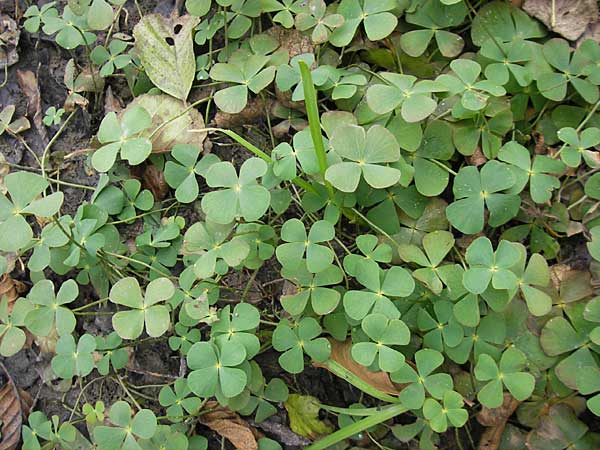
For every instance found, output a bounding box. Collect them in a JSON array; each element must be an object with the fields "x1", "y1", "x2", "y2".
[
  {"x1": 0, "y1": 363, "x2": 32, "y2": 450},
  {"x1": 215, "y1": 97, "x2": 273, "y2": 130},
  {"x1": 16, "y1": 70, "x2": 49, "y2": 147},
  {"x1": 468, "y1": 147, "x2": 487, "y2": 167},
  {"x1": 522, "y1": 0, "x2": 598, "y2": 41},
  {"x1": 142, "y1": 165, "x2": 169, "y2": 201},
  {"x1": 200, "y1": 401, "x2": 259, "y2": 450},
  {"x1": 477, "y1": 393, "x2": 520, "y2": 450},
  {"x1": 104, "y1": 86, "x2": 123, "y2": 114},
  {"x1": 313, "y1": 339, "x2": 403, "y2": 395},
  {"x1": 0, "y1": 274, "x2": 26, "y2": 314}
]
